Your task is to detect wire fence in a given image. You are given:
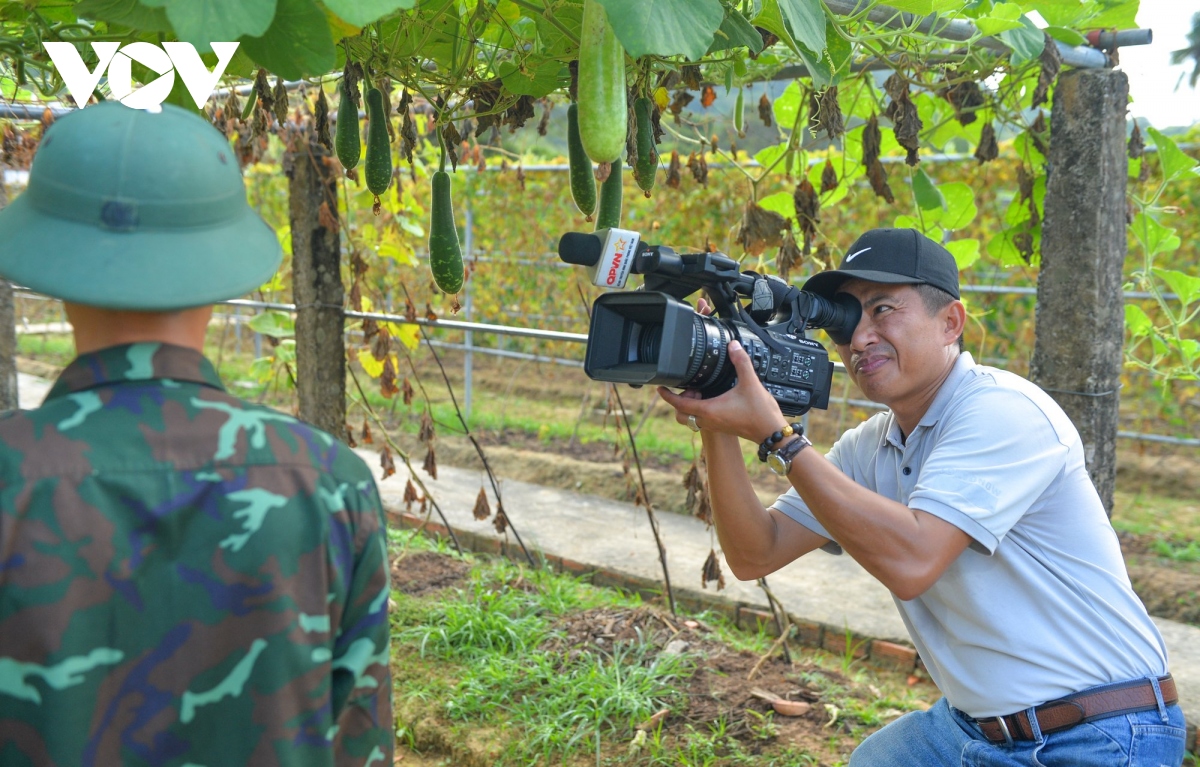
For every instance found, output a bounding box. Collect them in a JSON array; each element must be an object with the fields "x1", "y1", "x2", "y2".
[{"x1": 17, "y1": 286, "x2": 1194, "y2": 448}]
